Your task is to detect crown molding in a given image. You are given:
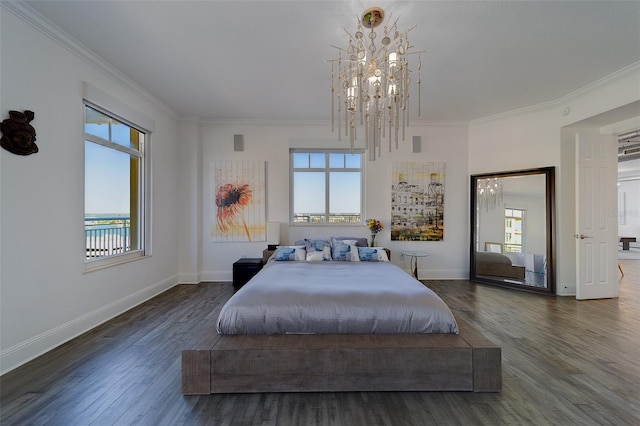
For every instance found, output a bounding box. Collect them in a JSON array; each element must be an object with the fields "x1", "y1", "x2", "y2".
[
  {"x1": 199, "y1": 118, "x2": 328, "y2": 127},
  {"x1": 468, "y1": 100, "x2": 557, "y2": 126},
  {"x1": 2, "y1": 1, "x2": 177, "y2": 119},
  {"x1": 470, "y1": 61, "x2": 640, "y2": 126},
  {"x1": 558, "y1": 61, "x2": 640, "y2": 106}
]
